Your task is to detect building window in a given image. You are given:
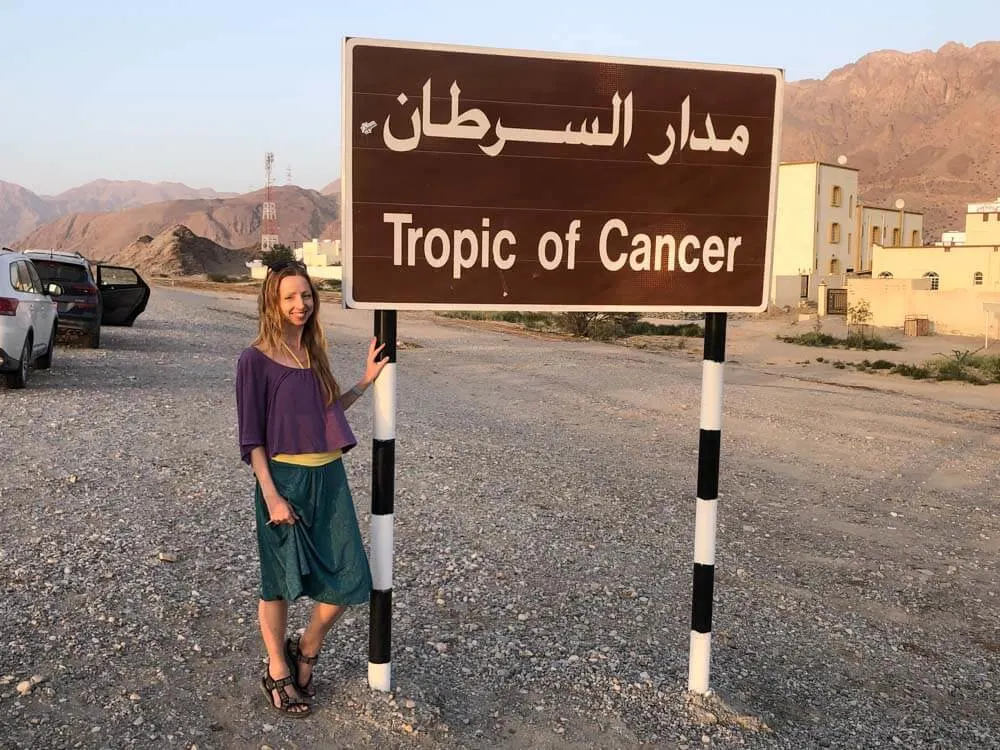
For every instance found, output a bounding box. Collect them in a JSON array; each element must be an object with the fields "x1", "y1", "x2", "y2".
[
  {"x1": 878, "y1": 272, "x2": 893, "y2": 279},
  {"x1": 974, "y1": 272, "x2": 984, "y2": 286},
  {"x1": 923, "y1": 271, "x2": 939, "y2": 290},
  {"x1": 984, "y1": 213, "x2": 990, "y2": 222},
  {"x1": 831, "y1": 185, "x2": 842, "y2": 207},
  {"x1": 830, "y1": 258, "x2": 841, "y2": 274},
  {"x1": 872, "y1": 226, "x2": 882, "y2": 245},
  {"x1": 910, "y1": 230, "x2": 920, "y2": 246},
  {"x1": 848, "y1": 195, "x2": 853, "y2": 217},
  {"x1": 892, "y1": 228, "x2": 901, "y2": 245},
  {"x1": 830, "y1": 222, "x2": 841, "y2": 243}
]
